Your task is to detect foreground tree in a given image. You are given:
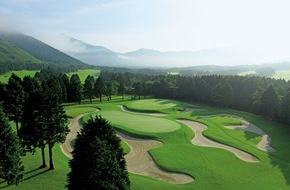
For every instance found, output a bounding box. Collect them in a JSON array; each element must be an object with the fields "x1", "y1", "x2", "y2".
[
  {"x1": 83, "y1": 75, "x2": 95, "y2": 103},
  {"x1": 0, "y1": 106, "x2": 24, "y2": 185},
  {"x1": 67, "y1": 116, "x2": 130, "y2": 190},
  {"x1": 21, "y1": 85, "x2": 69, "y2": 170},
  {"x1": 69, "y1": 74, "x2": 82, "y2": 104},
  {"x1": 4, "y1": 74, "x2": 25, "y2": 135}
]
